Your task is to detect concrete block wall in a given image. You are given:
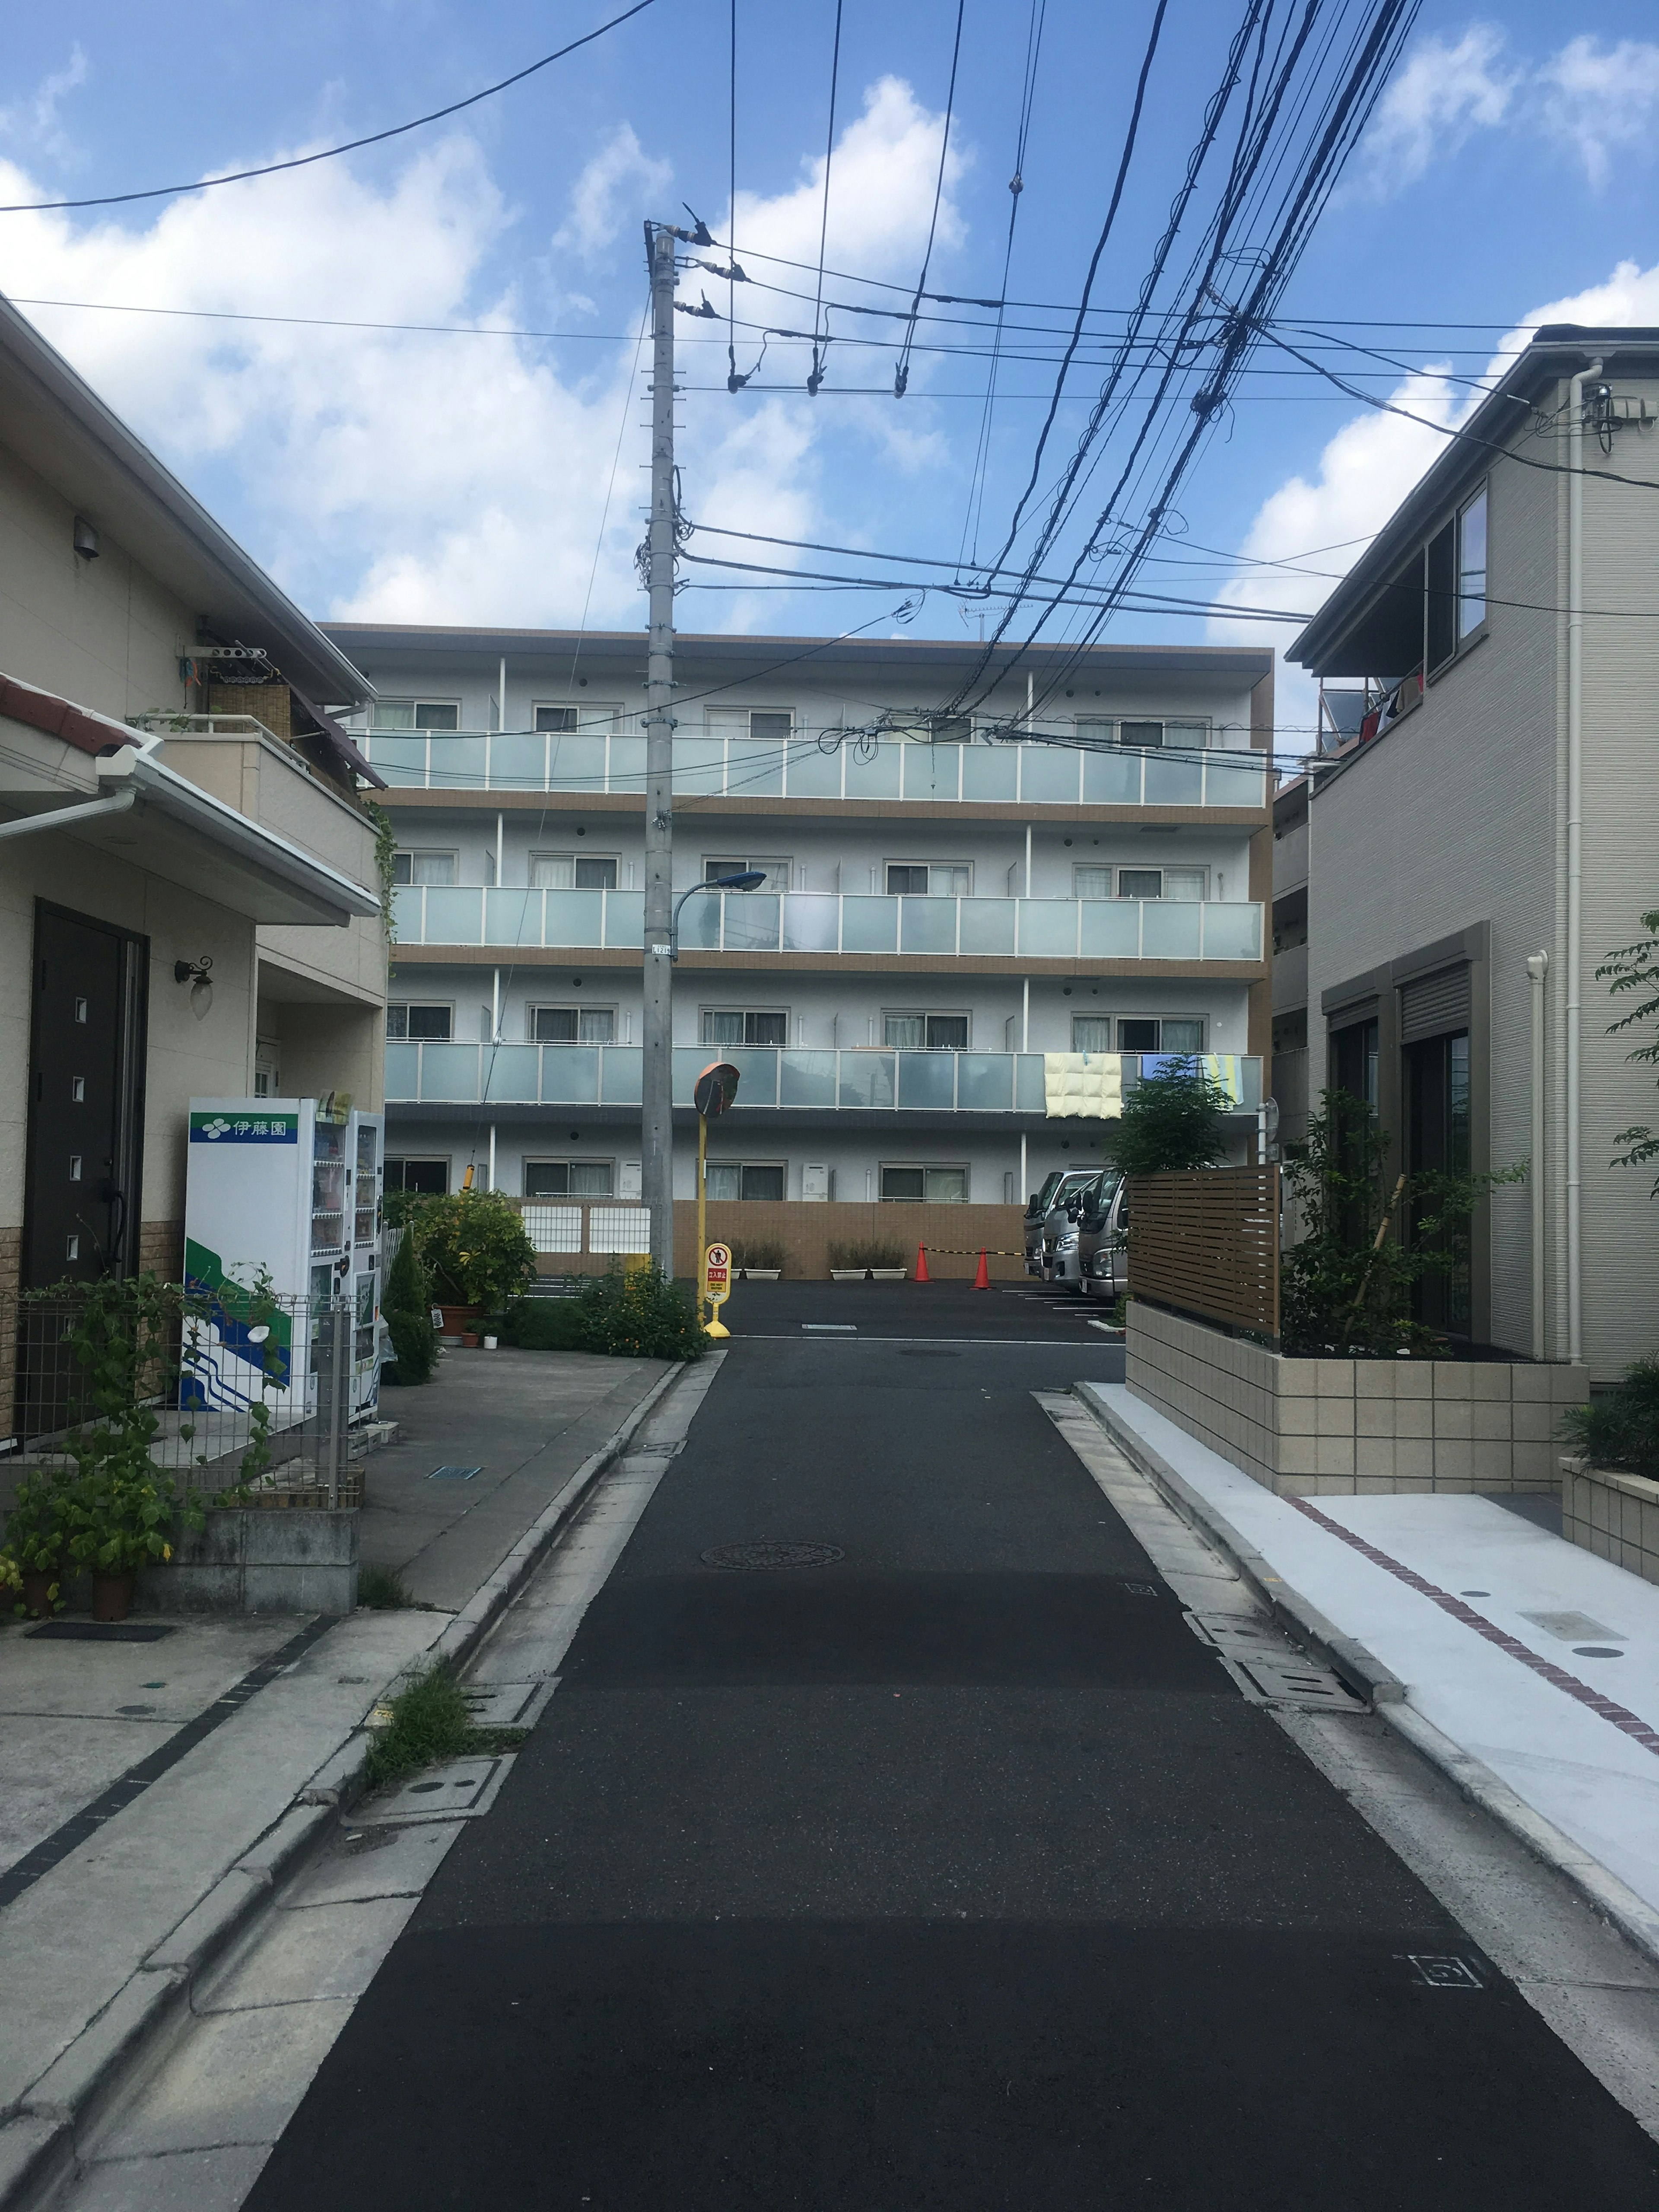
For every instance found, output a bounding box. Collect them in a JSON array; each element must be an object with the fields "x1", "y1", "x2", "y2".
[
  {"x1": 134, "y1": 1506, "x2": 359, "y2": 1613},
  {"x1": 1563, "y1": 1462, "x2": 1659, "y2": 1586},
  {"x1": 1126, "y1": 1298, "x2": 1589, "y2": 1496}
]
